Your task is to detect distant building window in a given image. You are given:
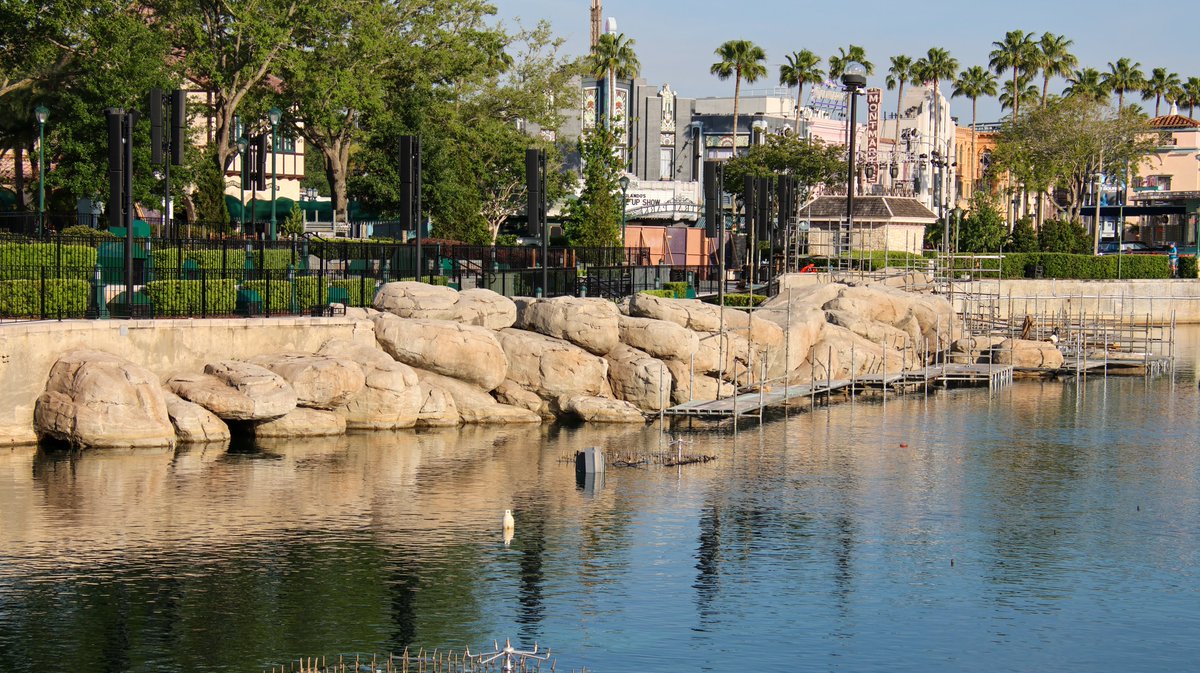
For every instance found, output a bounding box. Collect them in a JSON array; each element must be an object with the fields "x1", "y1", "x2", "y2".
[{"x1": 276, "y1": 131, "x2": 297, "y2": 154}]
